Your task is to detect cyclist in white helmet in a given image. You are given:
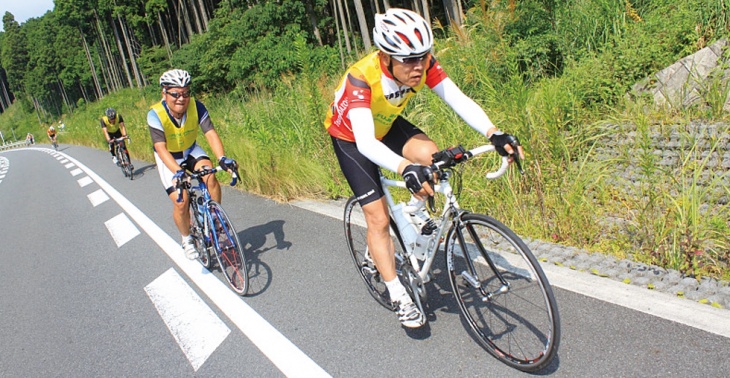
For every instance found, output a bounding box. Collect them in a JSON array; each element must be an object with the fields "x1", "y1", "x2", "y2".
[
  {"x1": 147, "y1": 68, "x2": 238, "y2": 260},
  {"x1": 325, "y1": 8, "x2": 523, "y2": 328},
  {"x1": 100, "y1": 107, "x2": 130, "y2": 166}
]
